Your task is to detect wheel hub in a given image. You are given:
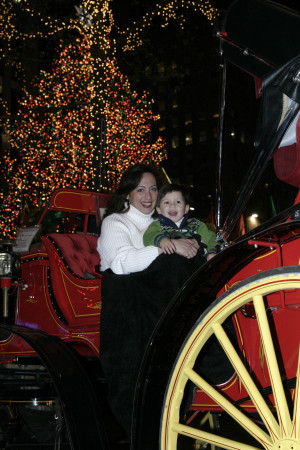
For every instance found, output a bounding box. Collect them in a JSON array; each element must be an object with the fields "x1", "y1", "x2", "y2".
[{"x1": 273, "y1": 439, "x2": 300, "y2": 450}]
